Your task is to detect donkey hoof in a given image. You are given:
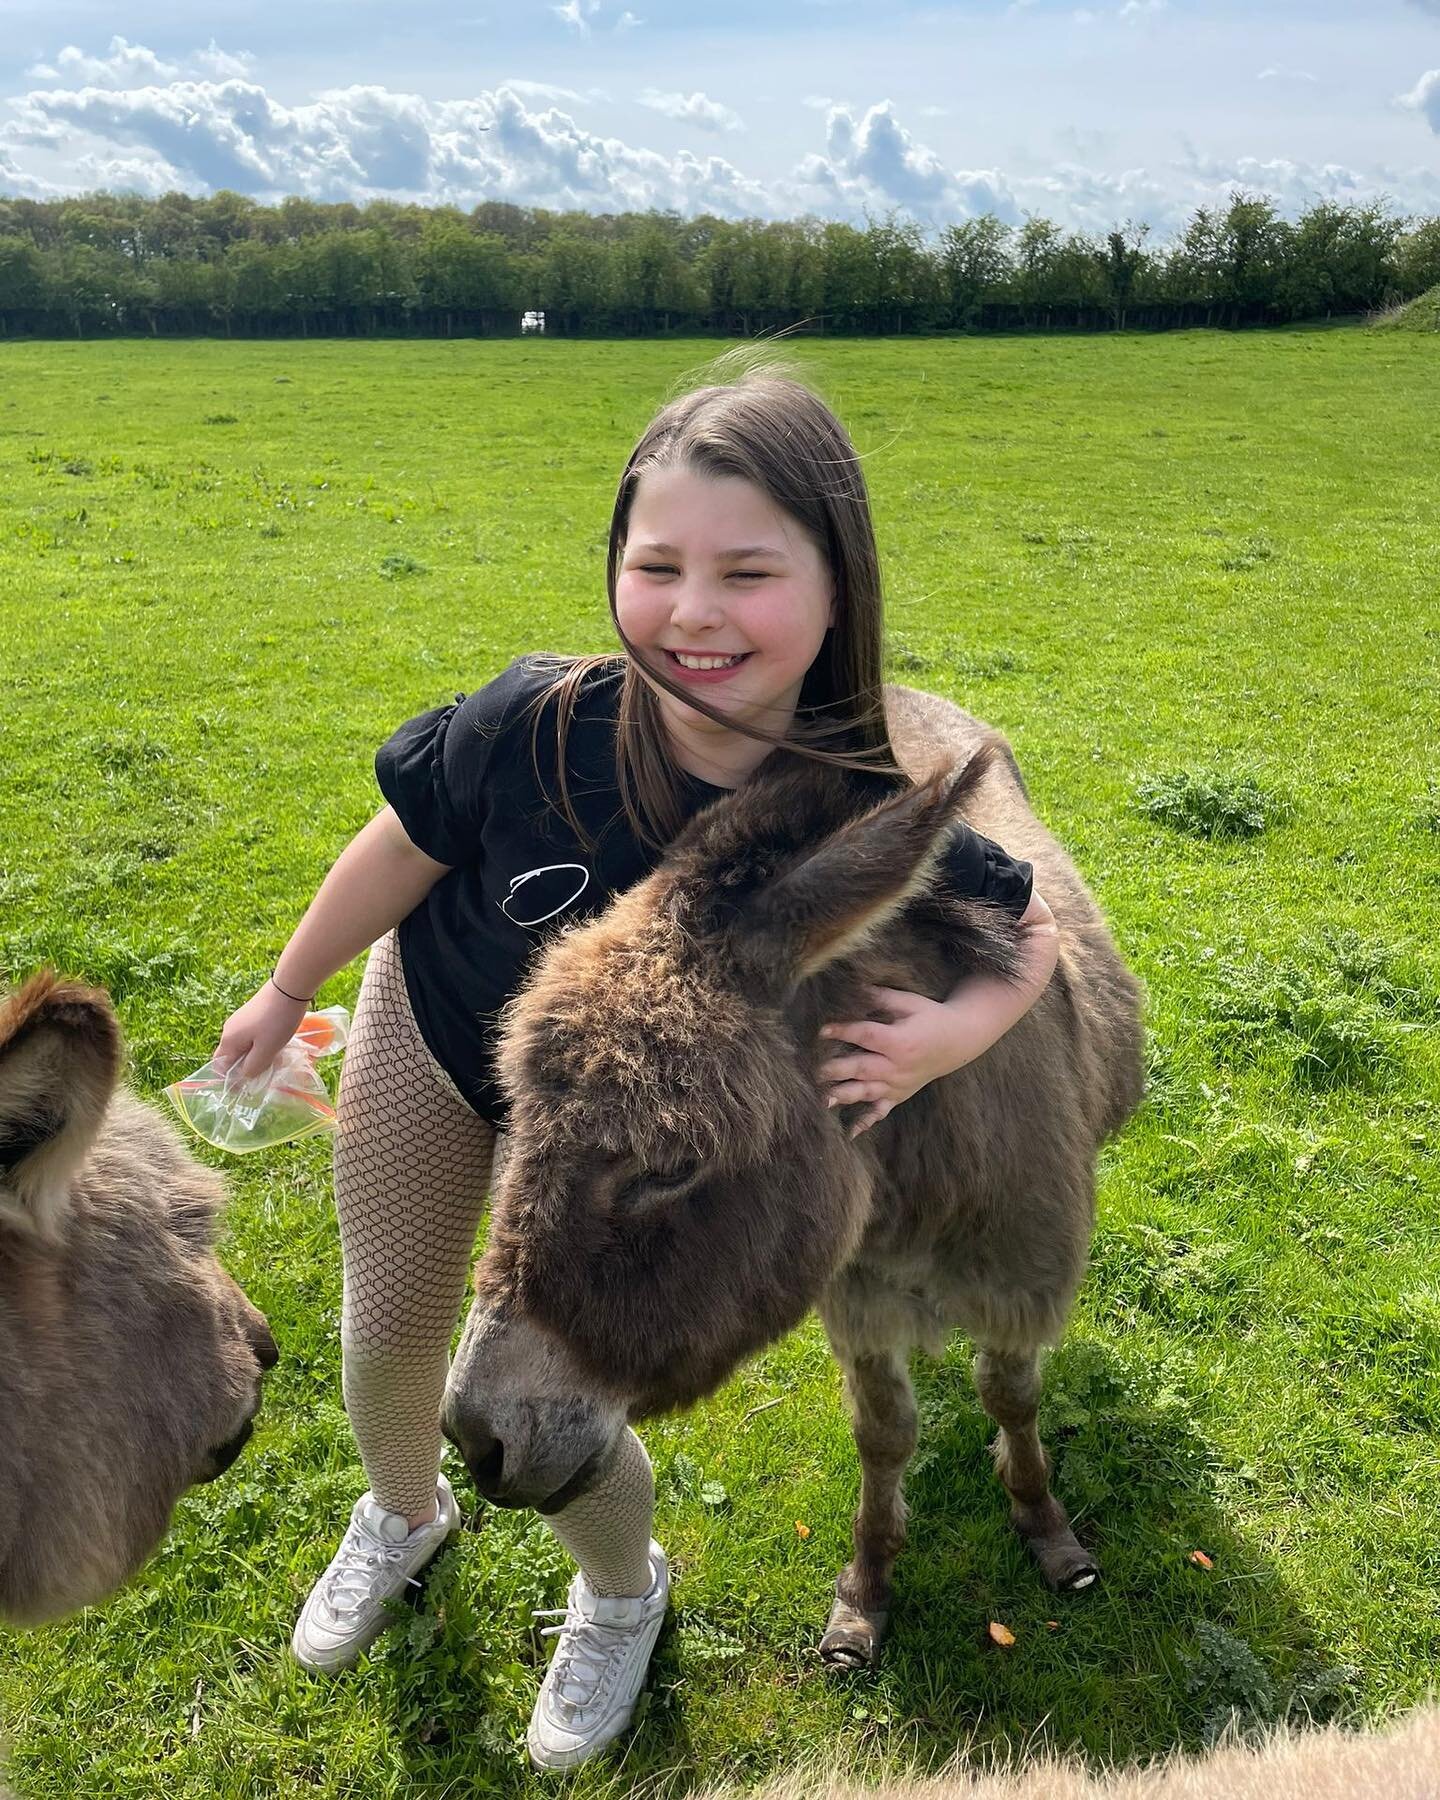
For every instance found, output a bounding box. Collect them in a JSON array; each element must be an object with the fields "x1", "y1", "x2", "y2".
[
  {"x1": 819, "y1": 1597, "x2": 888, "y2": 1670},
  {"x1": 1037, "y1": 1541, "x2": 1101, "y2": 1594}
]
